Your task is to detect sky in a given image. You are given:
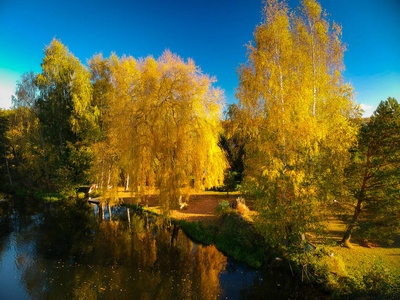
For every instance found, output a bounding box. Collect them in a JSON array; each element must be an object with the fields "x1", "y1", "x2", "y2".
[{"x1": 0, "y1": 0, "x2": 399, "y2": 117}]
